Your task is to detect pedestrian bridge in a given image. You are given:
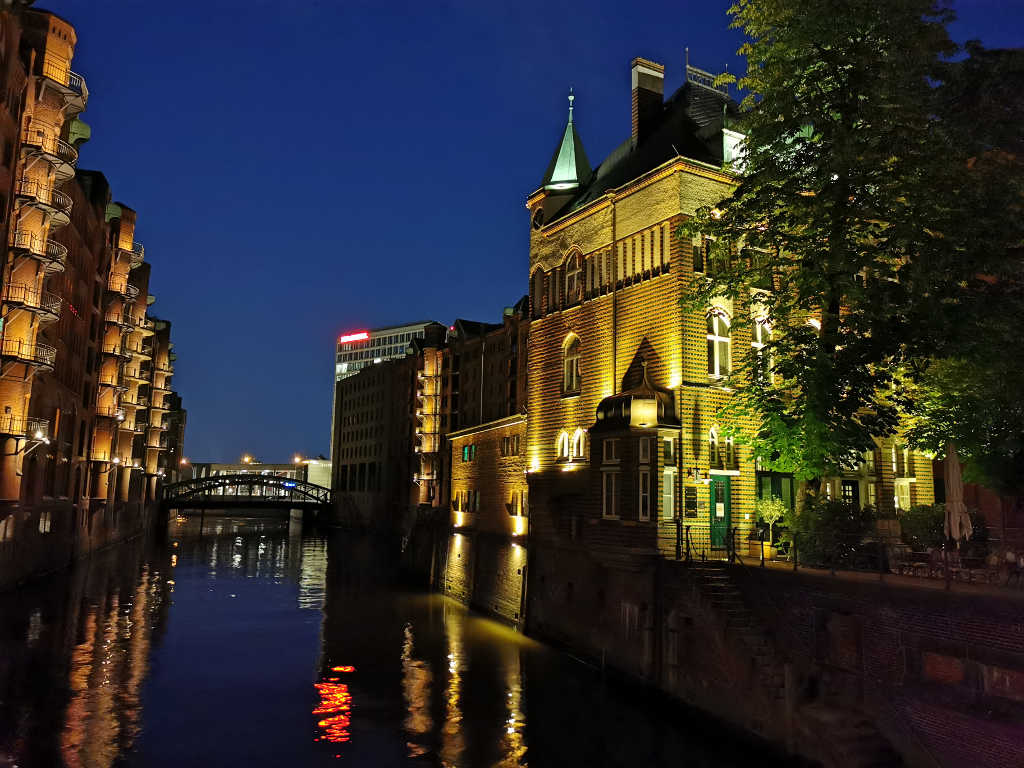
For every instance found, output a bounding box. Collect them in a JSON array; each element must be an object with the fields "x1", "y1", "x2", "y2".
[{"x1": 161, "y1": 474, "x2": 332, "y2": 512}]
